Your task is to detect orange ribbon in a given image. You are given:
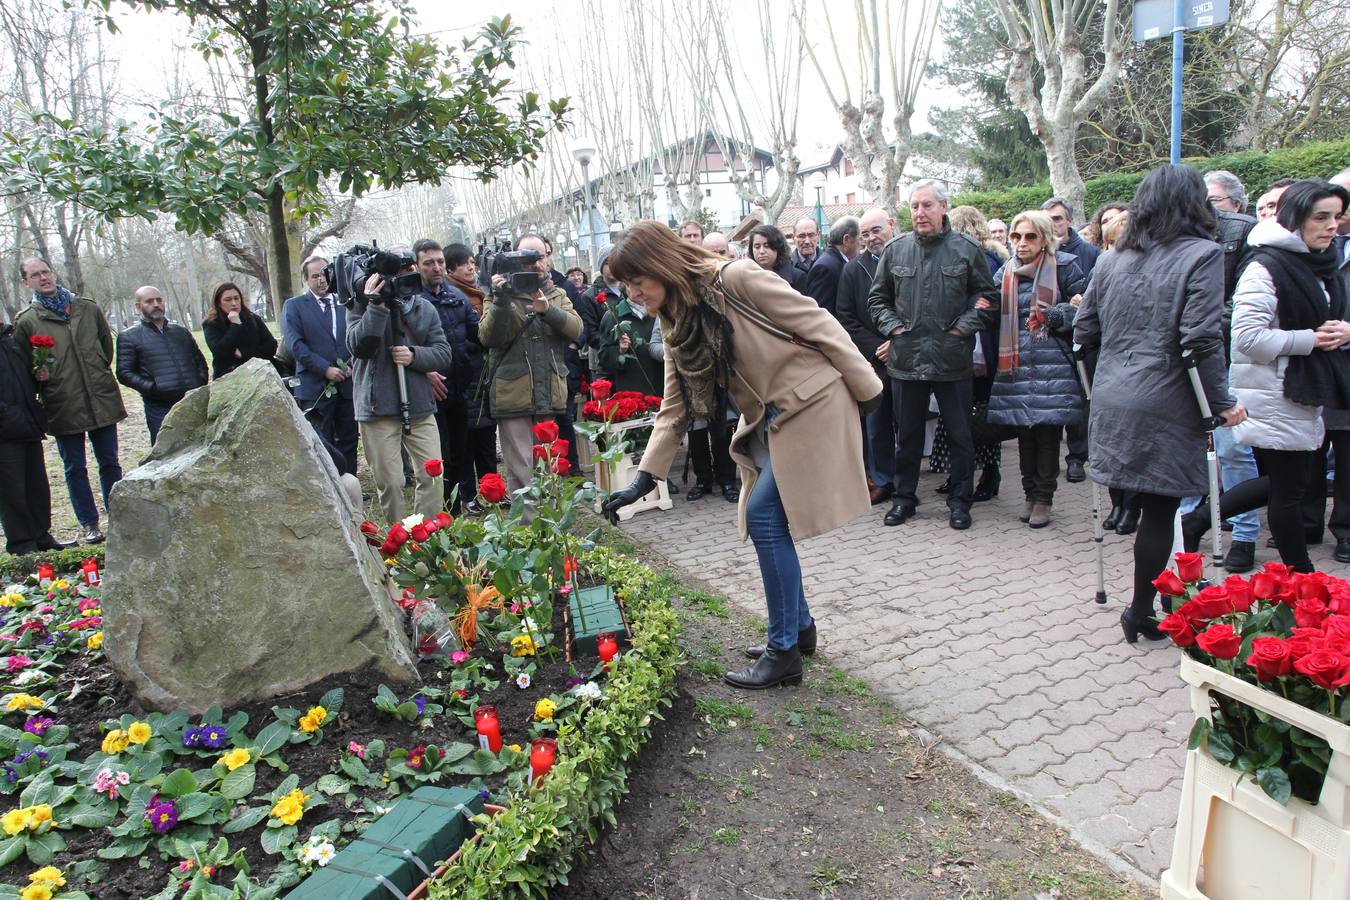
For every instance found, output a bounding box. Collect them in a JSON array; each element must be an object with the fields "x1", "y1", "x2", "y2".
[{"x1": 452, "y1": 570, "x2": 504, "y2": 650}]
